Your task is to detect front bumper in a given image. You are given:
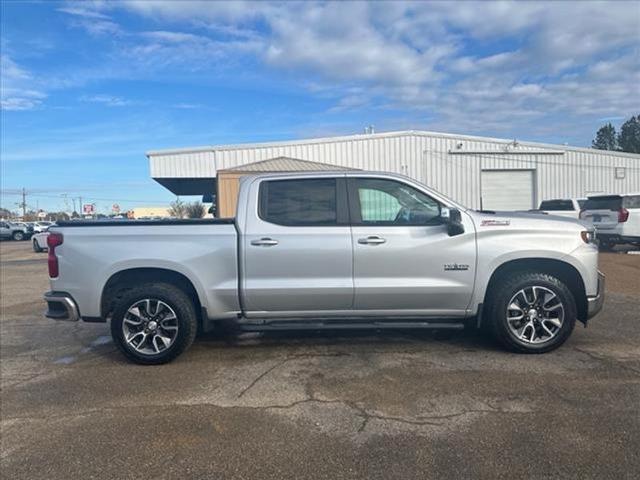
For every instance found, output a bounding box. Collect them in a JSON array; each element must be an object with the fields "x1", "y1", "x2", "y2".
[
  {"x1": 586, "y1": 271, "x2": 605, "y2": 319},
  {"x1": 44, "y1": 291, "x2": 80, "y2": 321}
]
